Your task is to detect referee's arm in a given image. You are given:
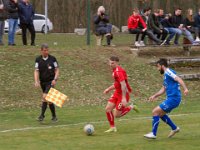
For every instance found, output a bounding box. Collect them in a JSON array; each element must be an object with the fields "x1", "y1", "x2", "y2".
[{"x1": 34, "y1": 69, "x2": 40, "y2": 87}]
